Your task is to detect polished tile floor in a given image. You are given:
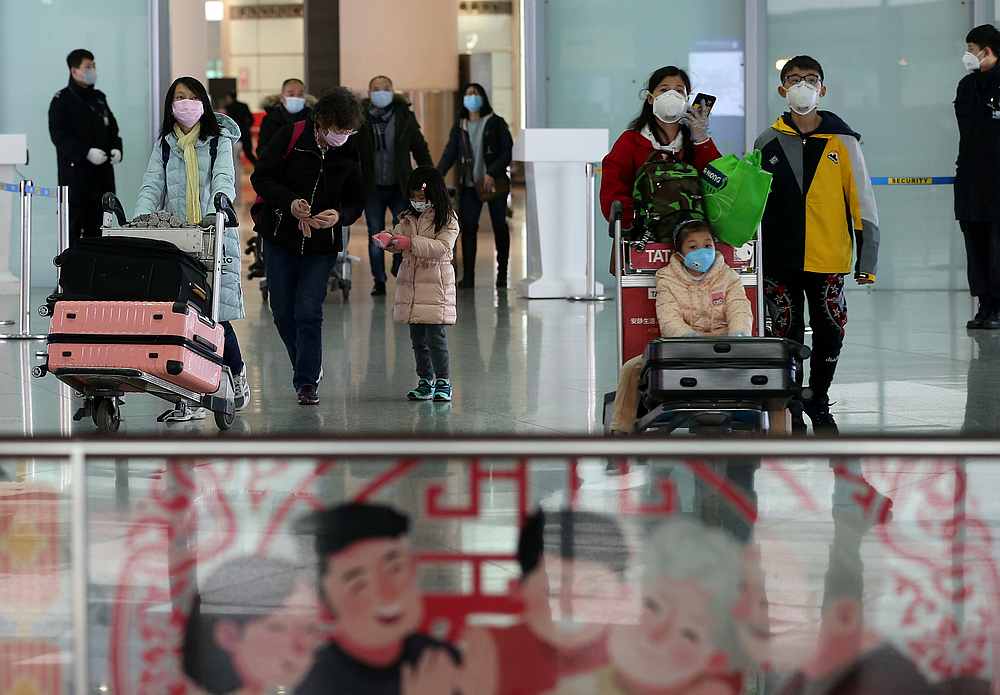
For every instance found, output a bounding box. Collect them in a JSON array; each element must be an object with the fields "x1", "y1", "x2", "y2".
[{"x1": 0, "y1": 202, "x2": 993, "y2": 436}]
